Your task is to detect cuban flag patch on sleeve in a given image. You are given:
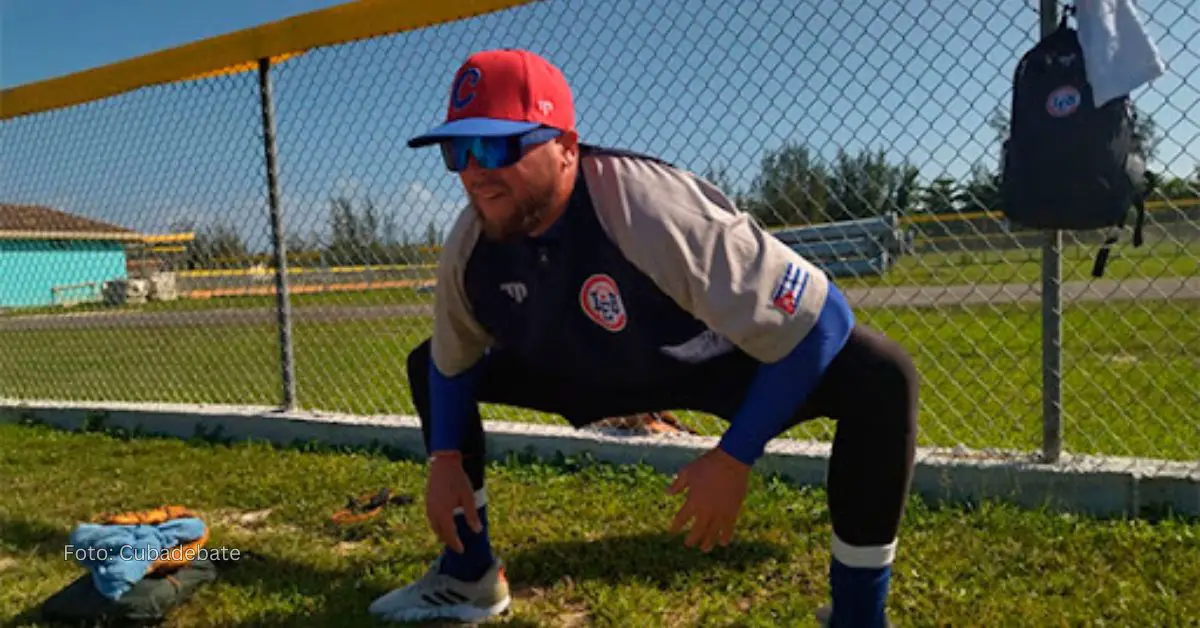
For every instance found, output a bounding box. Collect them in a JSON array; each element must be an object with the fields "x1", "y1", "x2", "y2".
[{"x1": 770, "y1": 262, "x2": 809, "y2": 316}]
